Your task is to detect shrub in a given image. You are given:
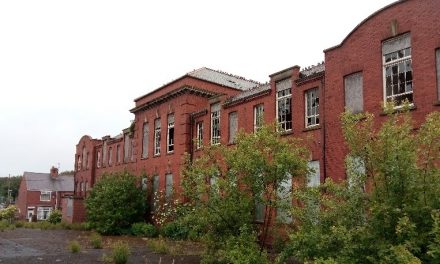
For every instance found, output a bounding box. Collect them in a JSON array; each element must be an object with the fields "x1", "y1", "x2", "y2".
[
  {"x1": 111, "y1": 241, "x2": 130, "y2": 264},
  {"x1": 147, "y1": 237, "x2": 168, "y2": 254},
  {"x1": 47, "y1": 209, "x2": 62, "y2": 224},
  {"x1": 68, "y1": 240, "x2": 80, "y2": 253},
  {"x1": 89, "y1": 232, "x2": 103, "y2": 249},
  {"x1": 131, "y1": 222, "x2": 158, "y2": 237},
  {"x1": 160, "y1": 221, "x2": 189, "y2": 240},
  {"x1": 85, "y1": 172, "x2": 146, "y2": 235},
  {"x1": 0, "y1": 205, "x2": 17, "y2": 222},
  {"x1": 14, "y1": 221, "x2": 24, "y2": 228}
]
